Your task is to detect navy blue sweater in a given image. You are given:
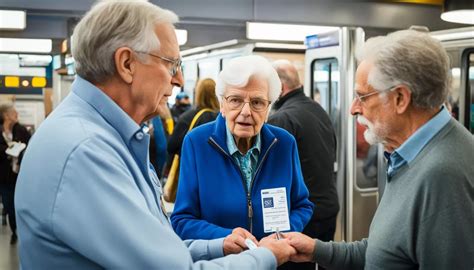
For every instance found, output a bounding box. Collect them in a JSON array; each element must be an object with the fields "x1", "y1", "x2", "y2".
[{"x1": 171, "y1": 114, "x2": 313, "y2": 240}]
